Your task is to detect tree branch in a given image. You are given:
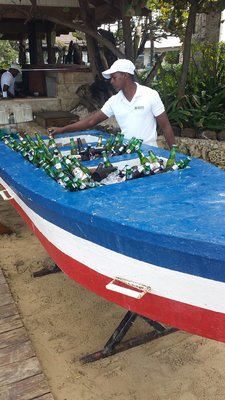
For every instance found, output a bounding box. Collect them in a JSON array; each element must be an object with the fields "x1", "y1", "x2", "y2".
[{"x1": 41, "y1": 14, "x2": 125, "y2": 60}]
